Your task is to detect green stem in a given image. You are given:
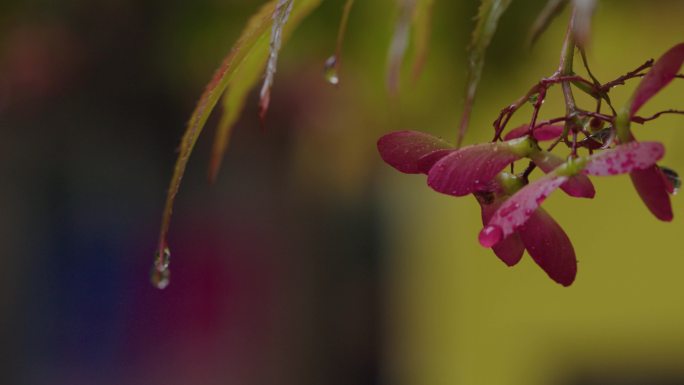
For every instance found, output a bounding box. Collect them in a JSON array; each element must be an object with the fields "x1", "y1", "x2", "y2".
[{"x1": 558, "y1": 13, "x2": 577, "y2": 114}]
